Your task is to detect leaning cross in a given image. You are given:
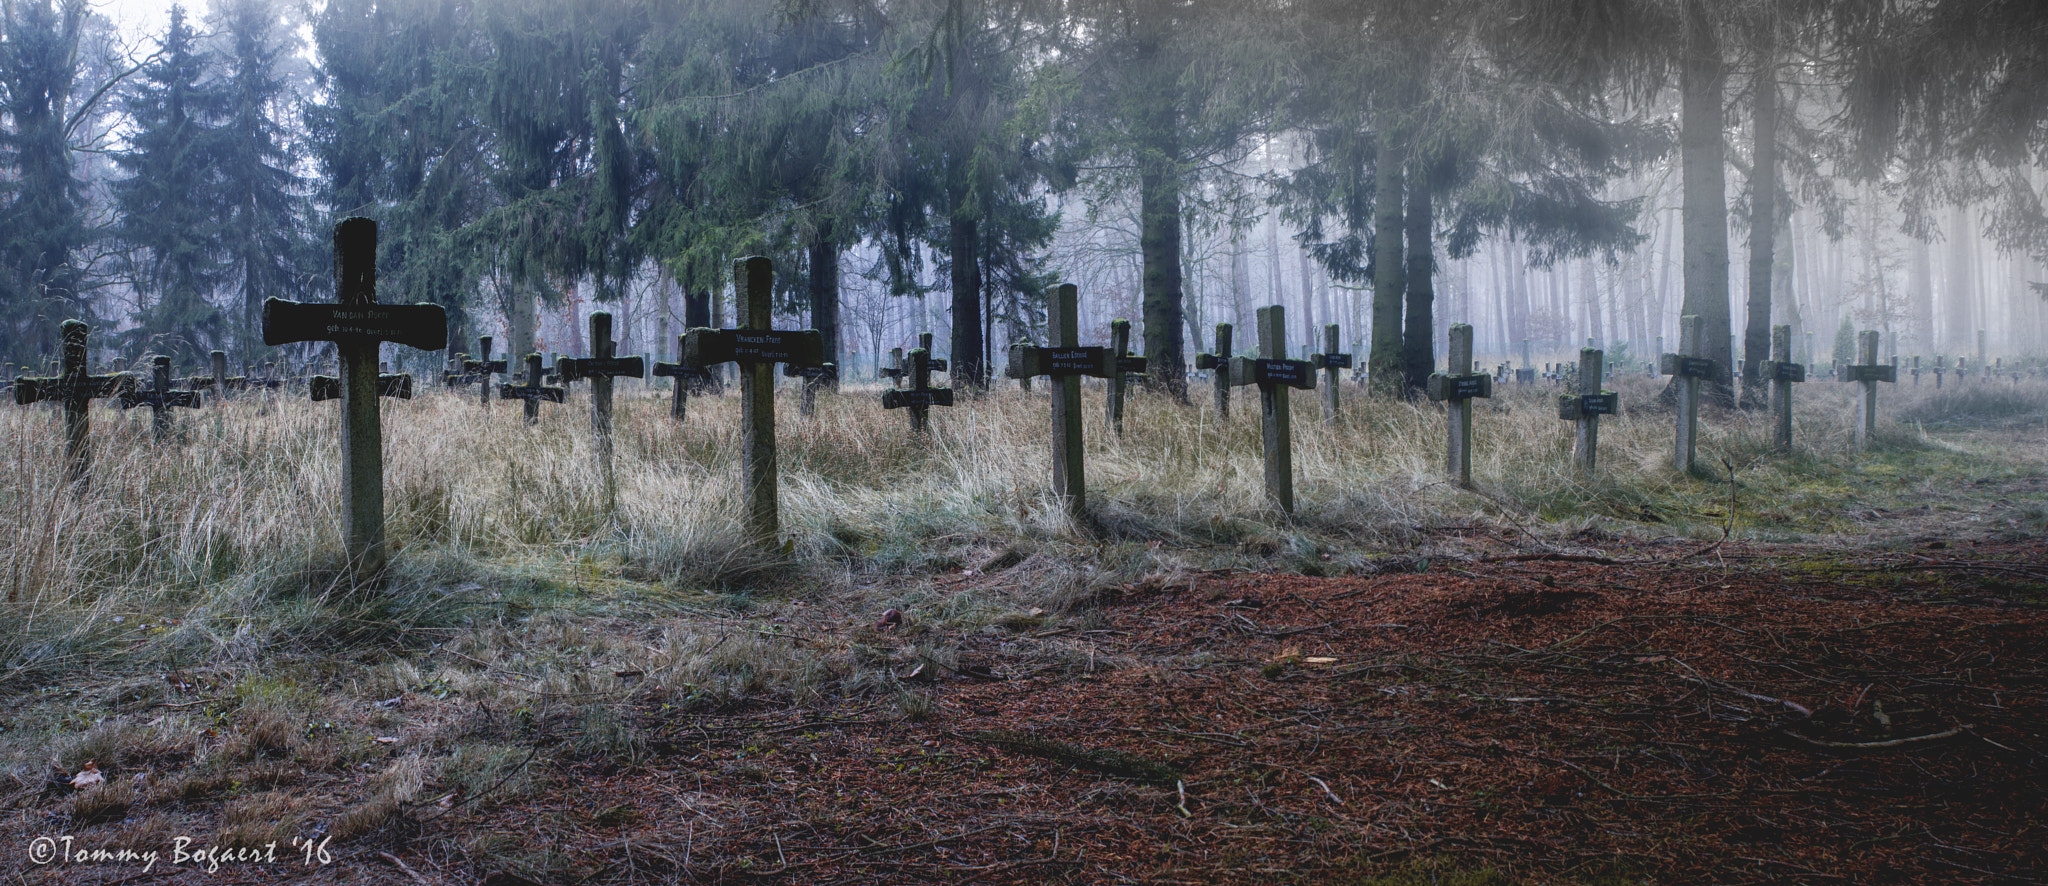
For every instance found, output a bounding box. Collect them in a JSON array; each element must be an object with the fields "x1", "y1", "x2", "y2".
[
  {"x1": 882, "y1": 331, "x2": 953, "y2": 433},
  {"x1": 1760, "y1": 324, "x2": 1806, "y2": 452},
  {"x1": 1006, "y1": 283, "x2": 1119, "y2": 518},
  {"x1": 1557, "y1": 347, "x2": 1618, "y2": 475},
  {"x1": 13, "y1": 320, "x2": 137, "y2": 485},
  {"x1": 1229, "y1": 305, "x2": 1315, "y2": 515},
  {"x1": 1193, "y1": 322, "x2": 1234, "y2": 421},
  {"x1": 1843, "y1": 329, "x2": 1895, "y2": 451},
  {"x1": 1311, "y1": 323, "x2": 1352, "y2": 425},
  {"x1": 120, "y1": 355, "x2": 203, "y2": 440},
  {"x1": 684, "y1": 257, "x2": 827, "y2": 546},
  {"x1": 262, "y1": 217, "x2": 447, "y2": 581},
  {"x1": 1659, "y1": 315, "x2": 1713, "y2": 473},
  {"x1": 1426, "y1": 324, "x2": 1492, "y2": 490},
  {"x1": 558, "y1": 312, "x2": 645, "y2": 515}
]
